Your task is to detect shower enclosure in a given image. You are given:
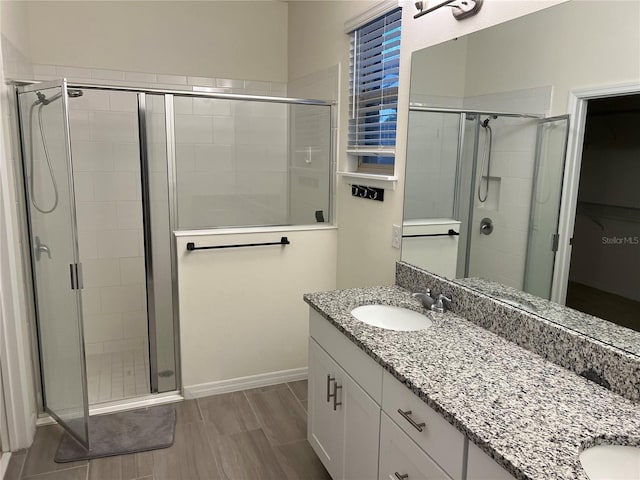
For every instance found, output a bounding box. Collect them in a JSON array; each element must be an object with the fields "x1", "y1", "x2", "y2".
[
  {"x1": 404, "y1": 106, "x2": 569, "y2": 297},
  {"x1": 16, "y1": 79, "x2": 333, "y2": 447}
]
